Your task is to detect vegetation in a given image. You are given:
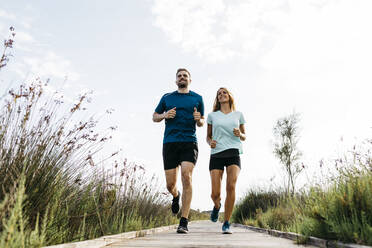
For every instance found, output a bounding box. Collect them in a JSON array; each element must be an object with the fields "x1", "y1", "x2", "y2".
[
  {"x1": 232, "y1": 189, "x2": 282, "y2": 224},
  {"x1": 273, "y1": 112, "x2": 304, "y2": 196},
  {"x1": 0, "y1": 27, "x2": 207, "y2": 247},
  {"x1": 233, "y1": 136, "x2": 372, "y2": 245}
]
